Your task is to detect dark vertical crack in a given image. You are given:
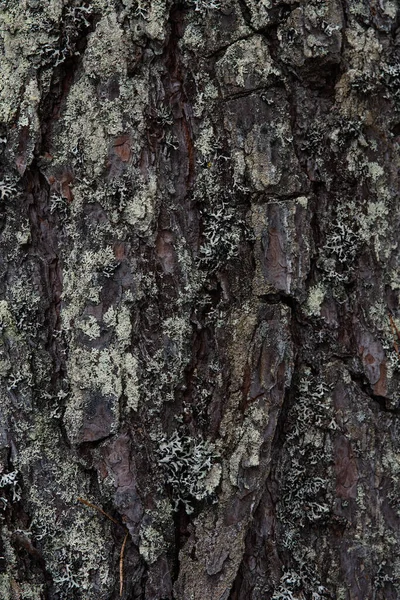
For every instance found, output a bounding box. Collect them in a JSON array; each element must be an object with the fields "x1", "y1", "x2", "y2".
[{"x1": 164, "y1": 5, "x2": 195, "y2": 190}]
